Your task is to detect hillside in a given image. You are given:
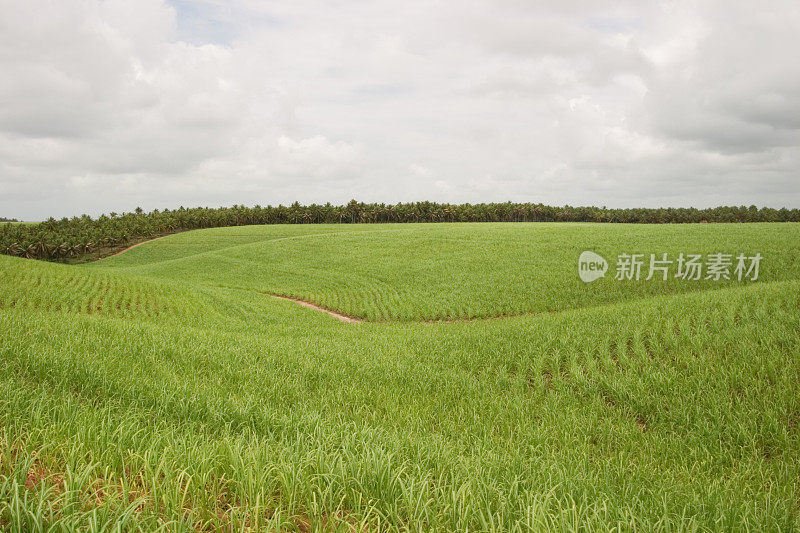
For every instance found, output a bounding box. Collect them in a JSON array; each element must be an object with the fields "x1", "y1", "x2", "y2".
[
  {"x1": 1, "y1": 223, "x2": 799, "y2": 531},
  {"x1": 91, "y1": 222, "x2": 800, "y2": 321}
]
